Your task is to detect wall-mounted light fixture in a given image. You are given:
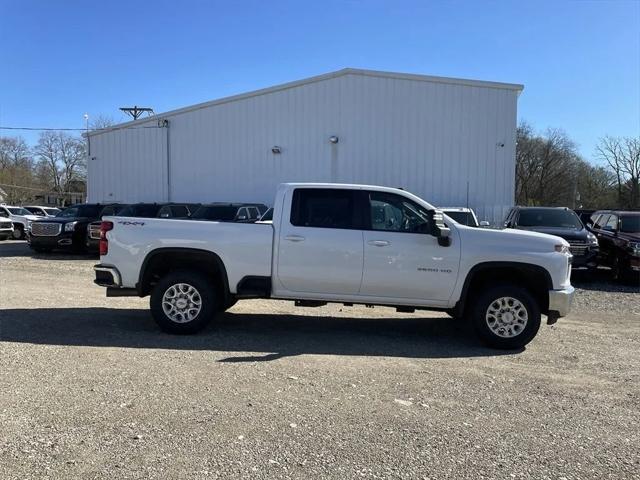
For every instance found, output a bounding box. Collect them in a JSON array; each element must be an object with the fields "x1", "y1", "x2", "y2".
[
  {"x1": 271, "y1": 146, "x2": 281, "y2": 154},
  {"x1": 329, "y1": 136, "x2": 339, "y2": 144},
  {"x1": 496, "y1": 142, "x2": 505, "y2": 148}
]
